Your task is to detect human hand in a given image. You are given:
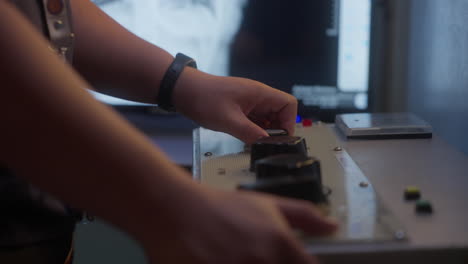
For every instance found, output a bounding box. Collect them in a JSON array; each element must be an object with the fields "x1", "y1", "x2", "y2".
[
  {"x1": 143, "y1": 188, "x2": 337, "y2": 264},
  {"x1": 173, "y1": 68, "x2": 298, "y2": 143}
]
